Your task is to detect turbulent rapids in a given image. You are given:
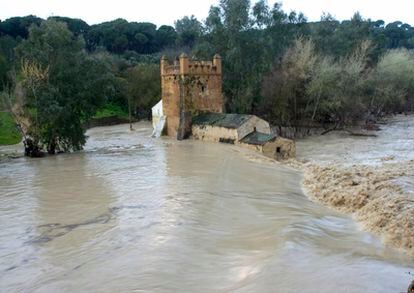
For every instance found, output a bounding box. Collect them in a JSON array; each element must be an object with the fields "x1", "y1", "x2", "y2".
[
  {"x1": 302, "y1": 161, "x2": 414, "y2": 256},
  {"x1": 296, "y1": 115, "x2": 414, "y2": 258}
]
